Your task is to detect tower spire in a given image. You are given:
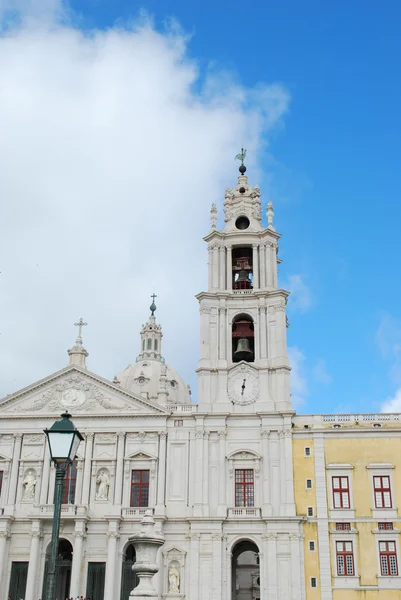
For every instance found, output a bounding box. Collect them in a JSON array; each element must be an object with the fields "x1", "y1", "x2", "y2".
[
  {"x1": 137, "y1": 295, "x2": 163, "y2": 362},
  {"x1": 68, "y1": 318, "x2": 89, "y2": 368}
]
